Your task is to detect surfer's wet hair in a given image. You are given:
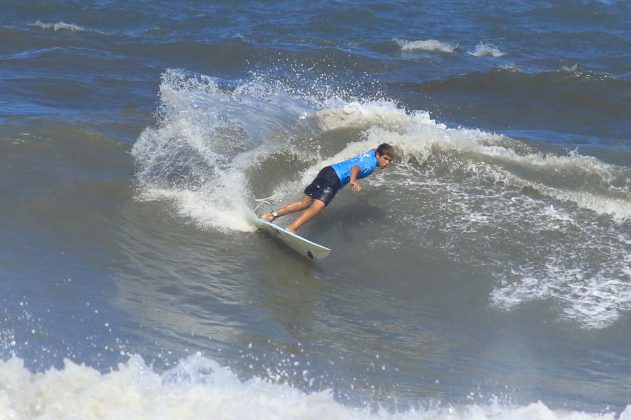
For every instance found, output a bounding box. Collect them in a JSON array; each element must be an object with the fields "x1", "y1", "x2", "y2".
[{"x1": 377, "y1": 143, "x2": 395, "y2": 158}]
